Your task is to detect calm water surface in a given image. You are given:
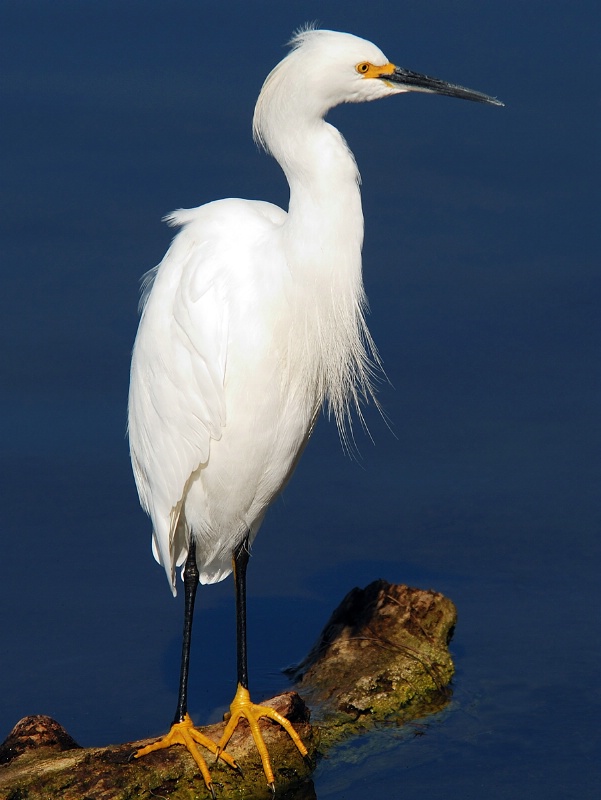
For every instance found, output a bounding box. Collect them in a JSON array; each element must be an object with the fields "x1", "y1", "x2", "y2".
[{"x1": 1, "y1": 2, "x2": 599, "y2": 798}]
